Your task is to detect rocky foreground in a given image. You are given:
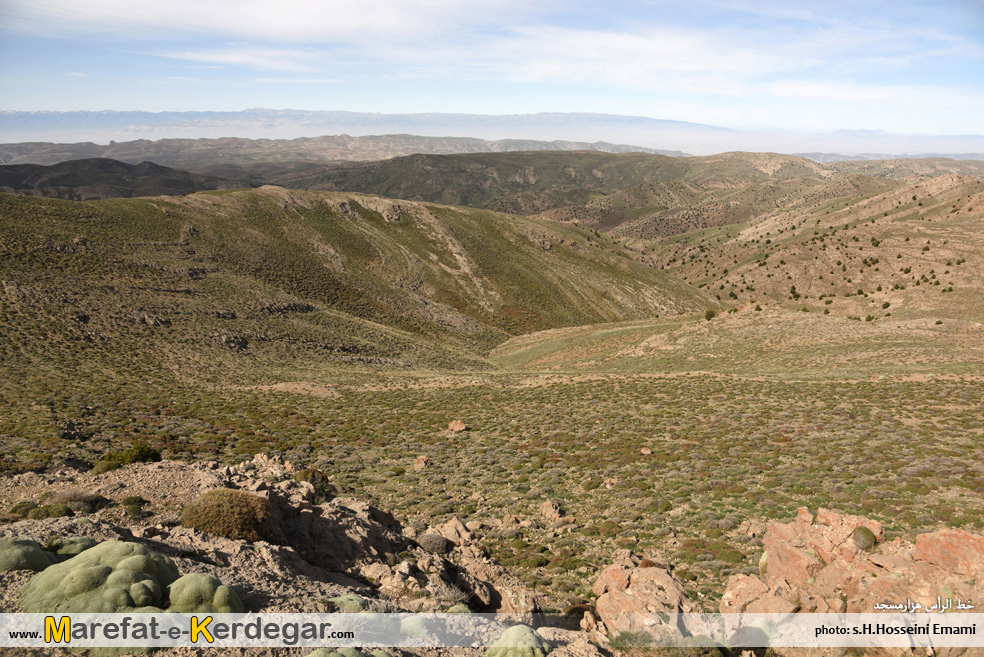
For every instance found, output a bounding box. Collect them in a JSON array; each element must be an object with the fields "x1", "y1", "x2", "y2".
[{"x1": 1, "y1": 456, "x2": 982, "y2": 657}]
